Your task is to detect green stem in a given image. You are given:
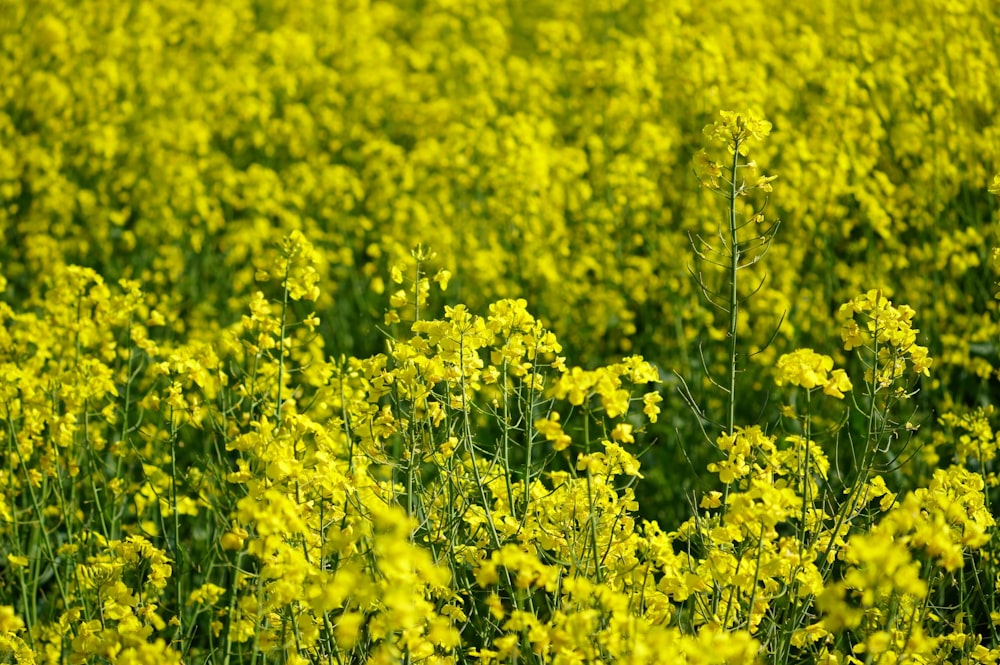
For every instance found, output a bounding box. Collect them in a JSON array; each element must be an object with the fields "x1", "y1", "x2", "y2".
[
  {"x1": 726, "y1": 143, "x2": 742, "y2": 437},
  {"x1": 275, "y1": 260, "x2": 291, "y2": 427},
  {"x1": 720, "y1": 142, "x2": 743, "y2": 525}
]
